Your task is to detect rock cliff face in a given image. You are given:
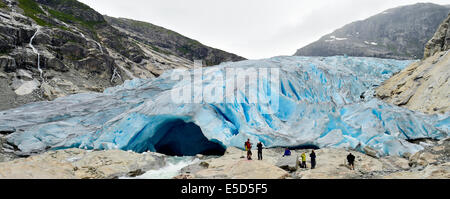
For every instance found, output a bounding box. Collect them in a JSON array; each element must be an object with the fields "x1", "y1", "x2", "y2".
[
  {"x1": 0, "y1": 0, "x2": 243, "y2": 111},
  {"x1": 294, "y1": 3, "x2": 450, "y2": 60},
  {"x1": 376, "y1": 14, "x2": 450, "y2": 114},
  {"x1": 424, "y1": 14, "x2": 450, "y2": 58}
]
